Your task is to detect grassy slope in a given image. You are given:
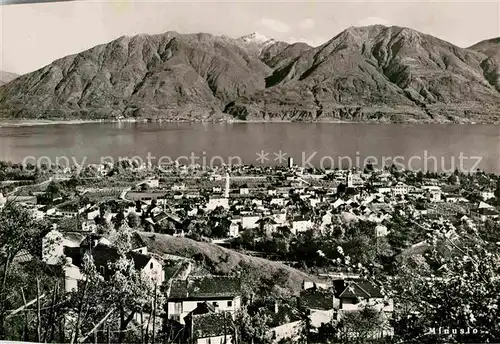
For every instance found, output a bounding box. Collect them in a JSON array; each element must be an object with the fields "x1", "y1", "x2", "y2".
[{"x1": 136, "y1": 231, "x2": 318, "y2": 294}]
